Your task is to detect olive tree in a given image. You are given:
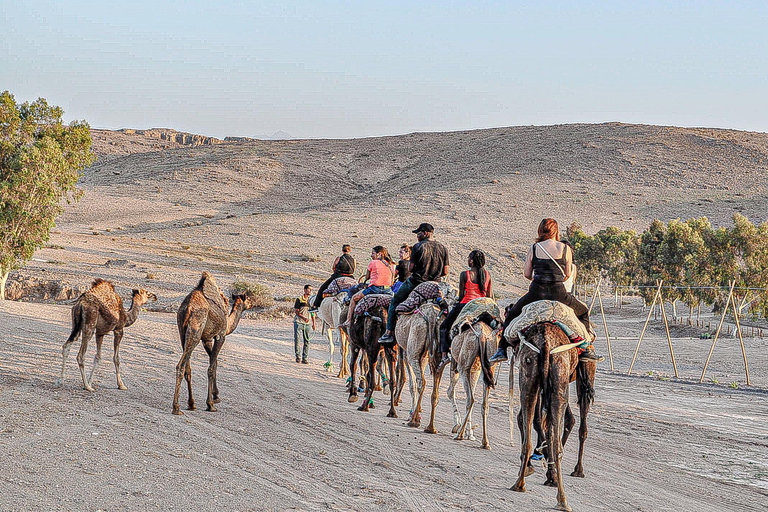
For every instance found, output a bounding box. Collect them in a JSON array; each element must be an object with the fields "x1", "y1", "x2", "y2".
[{"x1": 0, "y1": 91, "x2": 94, "y2": 299}]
